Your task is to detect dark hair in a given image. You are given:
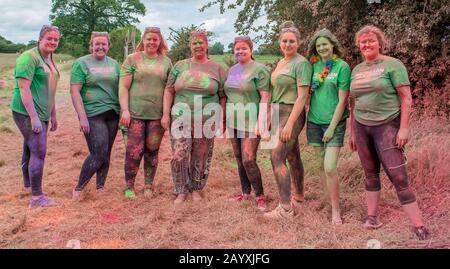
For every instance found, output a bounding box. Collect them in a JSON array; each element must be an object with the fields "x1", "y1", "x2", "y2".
[
  {"x1": 307, "y1": 28, "x2": 344, "y2": 59},
  {"x1": 234, "y1": 36, "x2": 254, "y2": 60}
]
